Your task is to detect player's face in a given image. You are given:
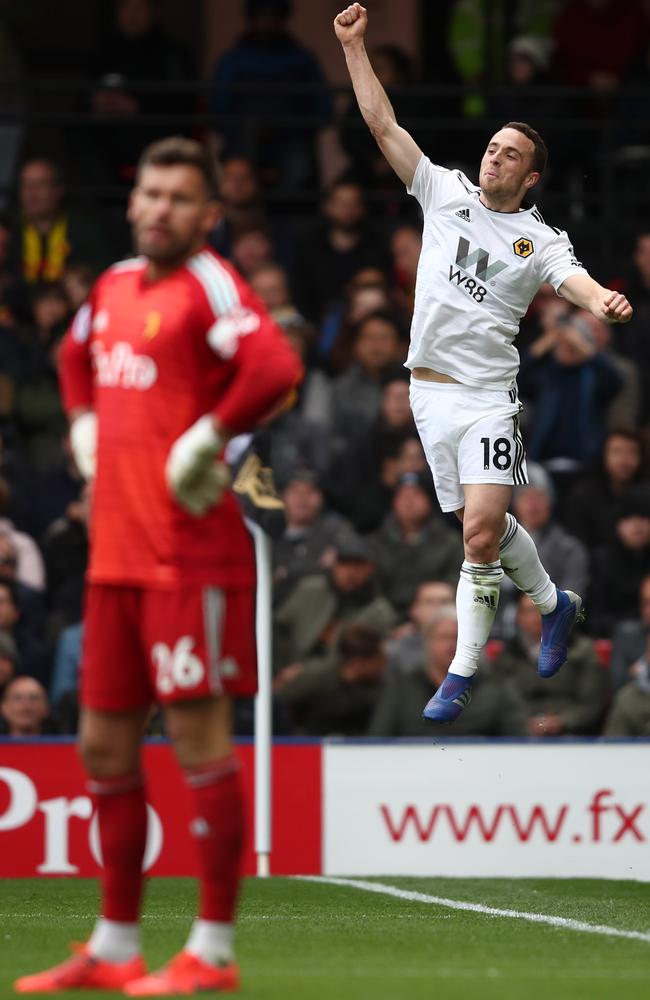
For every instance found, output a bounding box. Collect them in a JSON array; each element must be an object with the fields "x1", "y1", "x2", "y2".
[
  {"x1": 129, "y1": 165, "x2": 220, "y2": 264},
  {"x1": 479, "y1": 128, "x2": 539, "y2": 204}
]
